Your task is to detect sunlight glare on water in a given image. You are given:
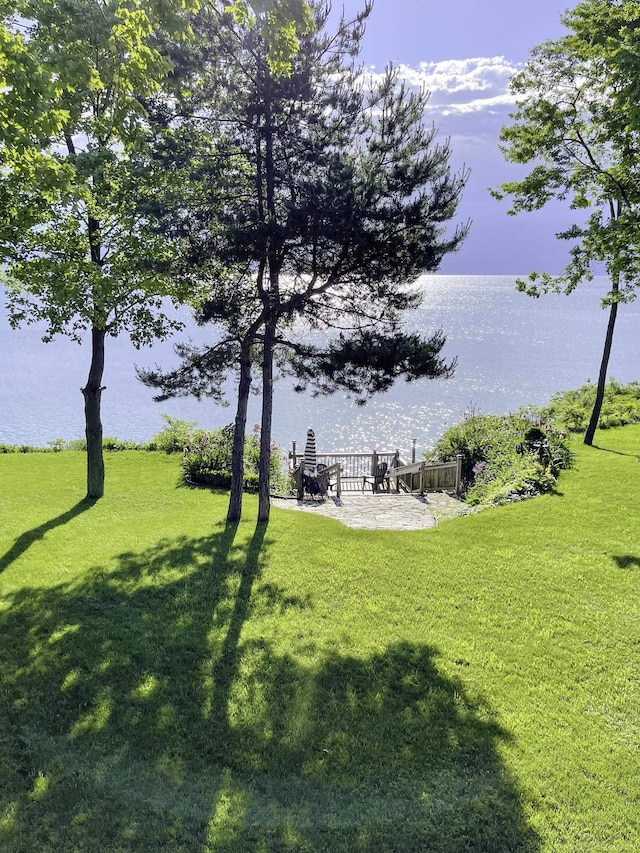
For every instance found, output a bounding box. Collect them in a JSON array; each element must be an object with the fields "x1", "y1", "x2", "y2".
[{"x1": 1, "y1": 275, "x2": 638, "y2": 458}]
